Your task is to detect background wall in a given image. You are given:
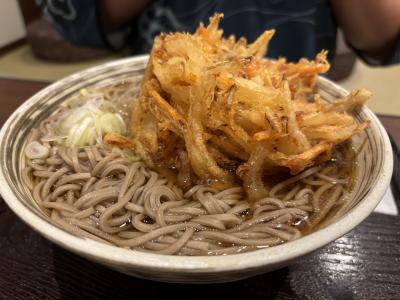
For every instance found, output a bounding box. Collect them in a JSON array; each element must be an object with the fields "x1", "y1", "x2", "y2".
[{"x1": 0, "y1": 0, "x2": 26, "y2": 47}]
